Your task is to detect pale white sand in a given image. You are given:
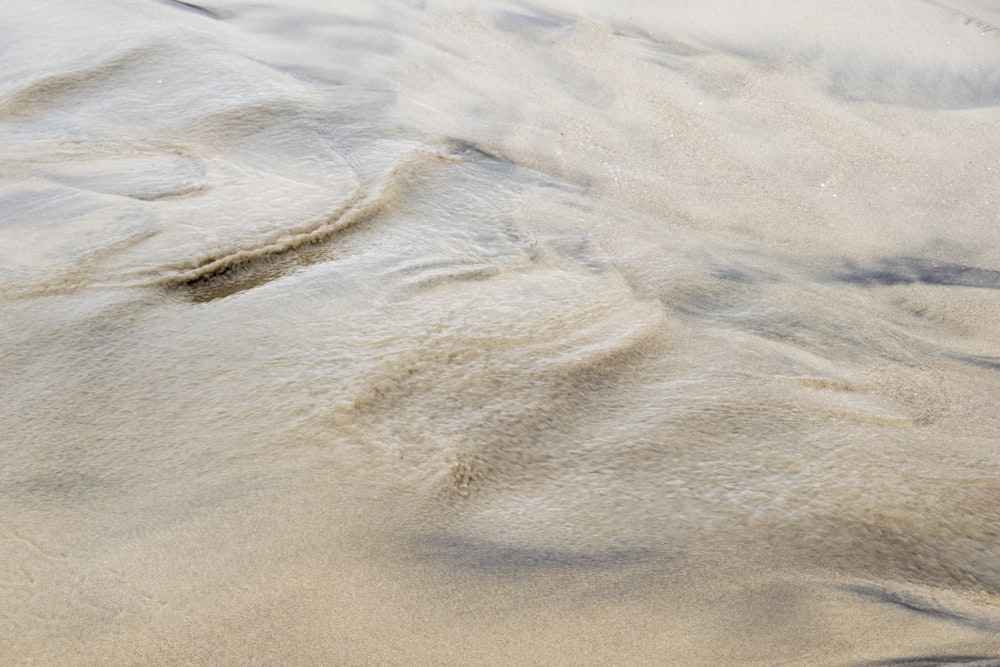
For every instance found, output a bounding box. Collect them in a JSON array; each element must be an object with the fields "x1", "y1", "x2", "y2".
[{"x1": 2, "y1": 1, "x2": 1000, "y2": 663}]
